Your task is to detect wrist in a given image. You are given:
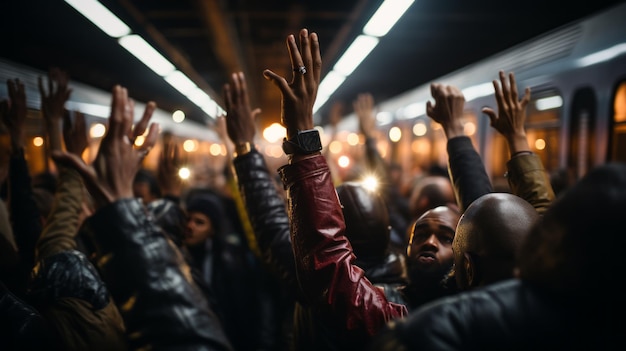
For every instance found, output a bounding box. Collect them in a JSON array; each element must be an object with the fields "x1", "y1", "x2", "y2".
[{"x1": 234, "y1": 141, "x2": 254, "y2": 157}]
